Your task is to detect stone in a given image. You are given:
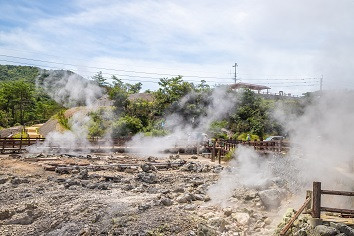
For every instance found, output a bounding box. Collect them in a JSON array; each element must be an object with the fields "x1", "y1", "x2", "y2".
[
  {"x1": 188, "y1": 230, "x2": 196, "y2": 236},
  {"x1": 232, "y1": 212, "x2": 250, "y2": 225},
  {"x1": 204, "y1": 195, "x2": 211, "y2": 202},
  {"x1": 190, "y1": 155, "x2": 198, "y2": 159},
  {"x1": 203, "y1": 212, "x2": 215, "y2": 219},
  {"x1": 264, "y1": 218, "x2": 272, "y2": 225},
  {"x1": 330, "y1": 222, "x2": 354, "y2": 236},
  {"x1": 294, "y1": 228, "x2": 307, "y2": 236},
  {"x1": 138, "y1": 203, "x2": 151, "y2": 211},
  {"x1": 197, "y1": 223, "x2": 218, "y2": 236},
  {"x1": 176, "y1": 194, "x2": 193, "y2": 203},
  {"x1": 8, "y1": 211, "x2": 36, "y2": 225},
  {"x1": 147, "y1": 156, "x2": 157, "y2": 162},
  {"x1": 0, "y1": 210, "x2": 14, "y2": 220},
  {"x1": 0, "y1": 176, "x2": 9, "y2": 184},
  {"x1": 124, "y1": 167, "x2": 139, "y2": 173},
  {"x1": 122, "y1": 184, "x2": 134, "y2": 191},
  {"x1": 78, "y1": 169, "x2": 88, "y2": 179},
  {"x1": 258, "y1": 189, "x2": 284, "y2": 209},
  {"x1": 212, "y1": 165, "x2": 224, "y2": 173},
  {"x1": 208, "y1": 217, "x2": 227, "y2": 230},
  {"x1": 141, "y1": 163, "x2": 157, "y2": 173},
  {"x1": 161, "y1": 197, "x2": 173, "y2": 206},
  {"x1": 223, "y1": 208, "x2": 233, "y2": 217},
  {"x1": 64, "y1": 179, "x2": 81, "y2": 188},
  {"x1": 314, "y1": 225, "x2": 339, "y2": 236},
  {"x1": 96, "y1": 183, "x2": 109, "y2": 190},
  {"x1": 193, "y1": 194, "x2": 205, "y2": 201},
  {"x1": 136, "y1": 172, "x2": 157, "y2": 184},
  {"x1": 11, "y1": 177, "x2": 29, "y2": 185},
  {"x1": 174, "y1": 187, "x2": 185, "y2": 193},
  {"x1": 244, "y1": 192, "x2": 257, "y2": 201},
  {"x1": 184, "y1": 204, "x2": 197, "y2": 211}
]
